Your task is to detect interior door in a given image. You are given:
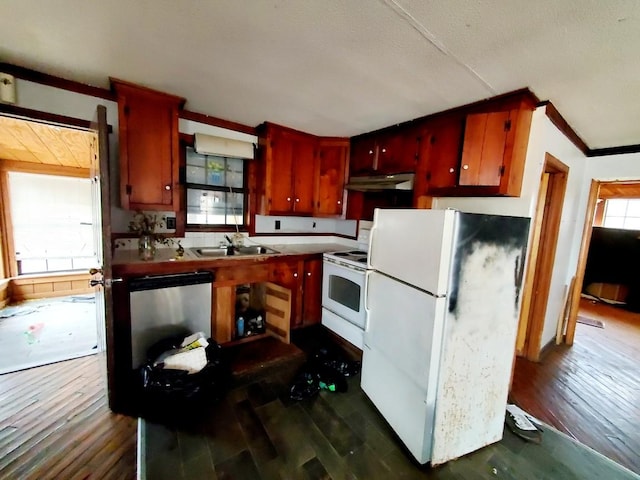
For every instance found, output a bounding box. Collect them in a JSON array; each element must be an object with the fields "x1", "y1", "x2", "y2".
[{"x1": 89, "y1": 105, "x2": 116, "y2": 409}]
